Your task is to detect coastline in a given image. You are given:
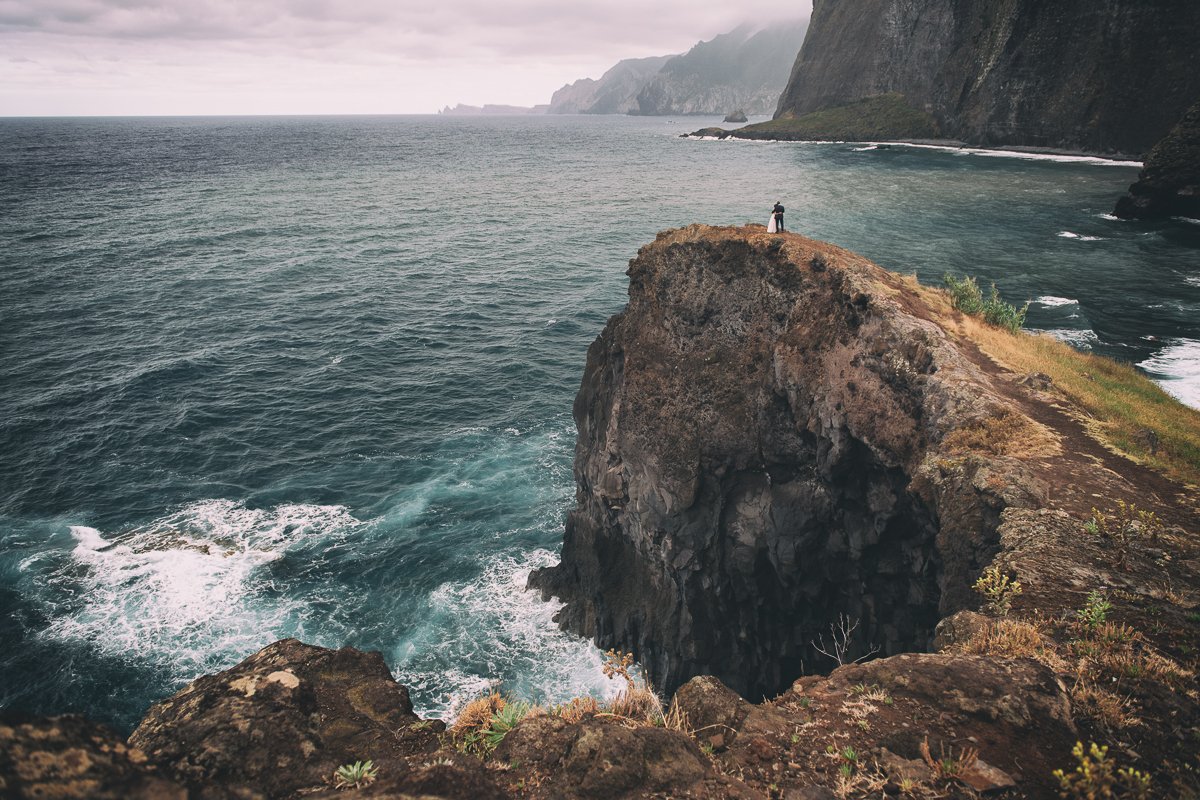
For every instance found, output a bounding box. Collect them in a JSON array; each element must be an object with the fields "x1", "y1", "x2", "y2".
[{"x1": 683, "y1": 132, "x2": 1144, "y2": 167}]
